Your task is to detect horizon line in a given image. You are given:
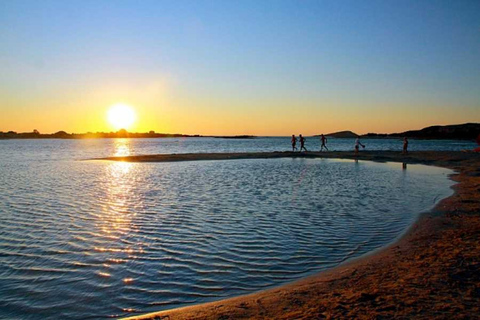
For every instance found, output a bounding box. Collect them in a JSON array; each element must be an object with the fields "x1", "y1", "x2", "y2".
[{"x1": 1, "y1": 122, "x2": 479, "y2": 138}]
